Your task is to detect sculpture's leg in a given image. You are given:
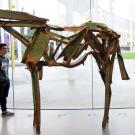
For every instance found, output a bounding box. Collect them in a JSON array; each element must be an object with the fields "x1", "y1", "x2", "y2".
[
  {"x1": 102, "y1": 63, "x2": 111, "y2": 129},
  {"x1": 31, "y1": 70, "x2": 41, "y2": 133},
  {"x1": 102, "y1": 80, "x2": 111, "y2": 128},
  {"x1": 31, "y1": 71, "x2": 36, "y2": 127}
]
